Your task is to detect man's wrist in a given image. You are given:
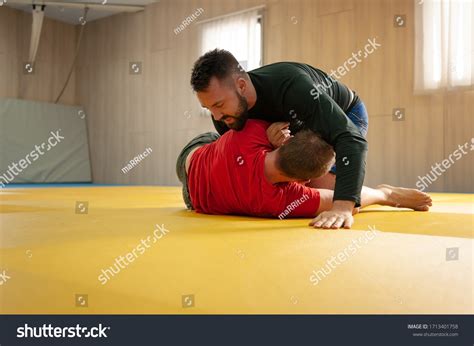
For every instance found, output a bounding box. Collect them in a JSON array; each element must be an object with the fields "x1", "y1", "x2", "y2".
[{"x1": 332, "y1": 200, "x2": 355, "y2": 211}]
